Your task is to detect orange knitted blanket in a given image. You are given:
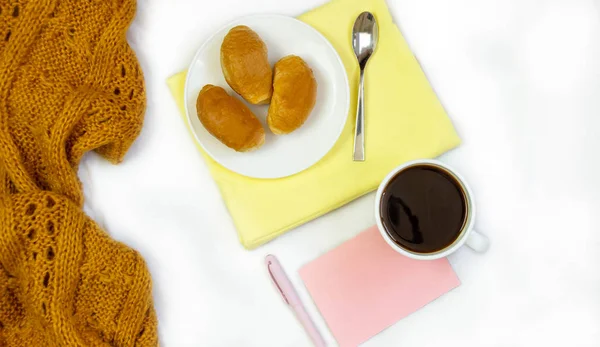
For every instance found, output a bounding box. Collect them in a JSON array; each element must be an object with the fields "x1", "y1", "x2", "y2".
[{"x1": 0, "y1": 0, "x2": 157, "y2": 345}]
